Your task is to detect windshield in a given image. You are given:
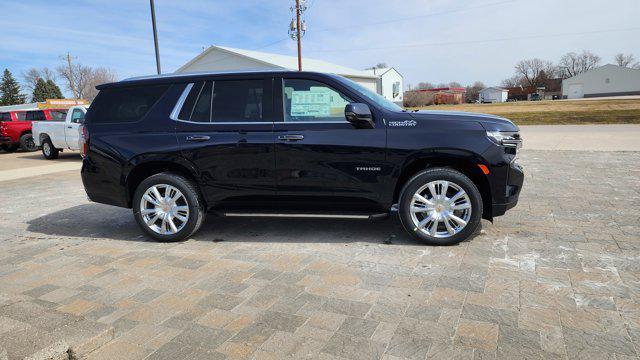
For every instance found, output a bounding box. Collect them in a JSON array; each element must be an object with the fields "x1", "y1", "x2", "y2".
[{"x1": 332, "y1": 75, "x2": 404, "y2": 112}]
